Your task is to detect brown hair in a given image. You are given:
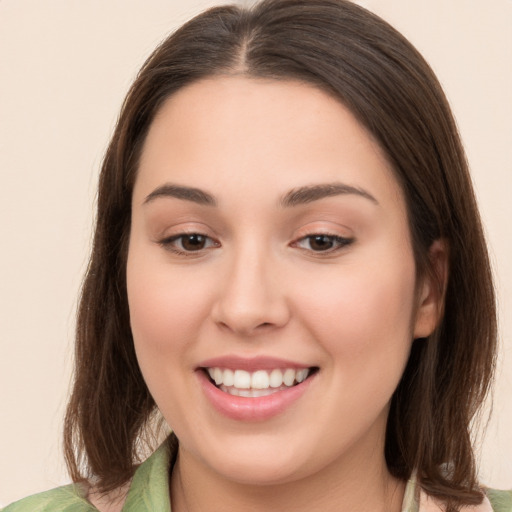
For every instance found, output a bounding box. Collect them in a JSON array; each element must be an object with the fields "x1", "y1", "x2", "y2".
[{"x1": 63, "y1": 1, "x2": 497, "y2": 509}]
